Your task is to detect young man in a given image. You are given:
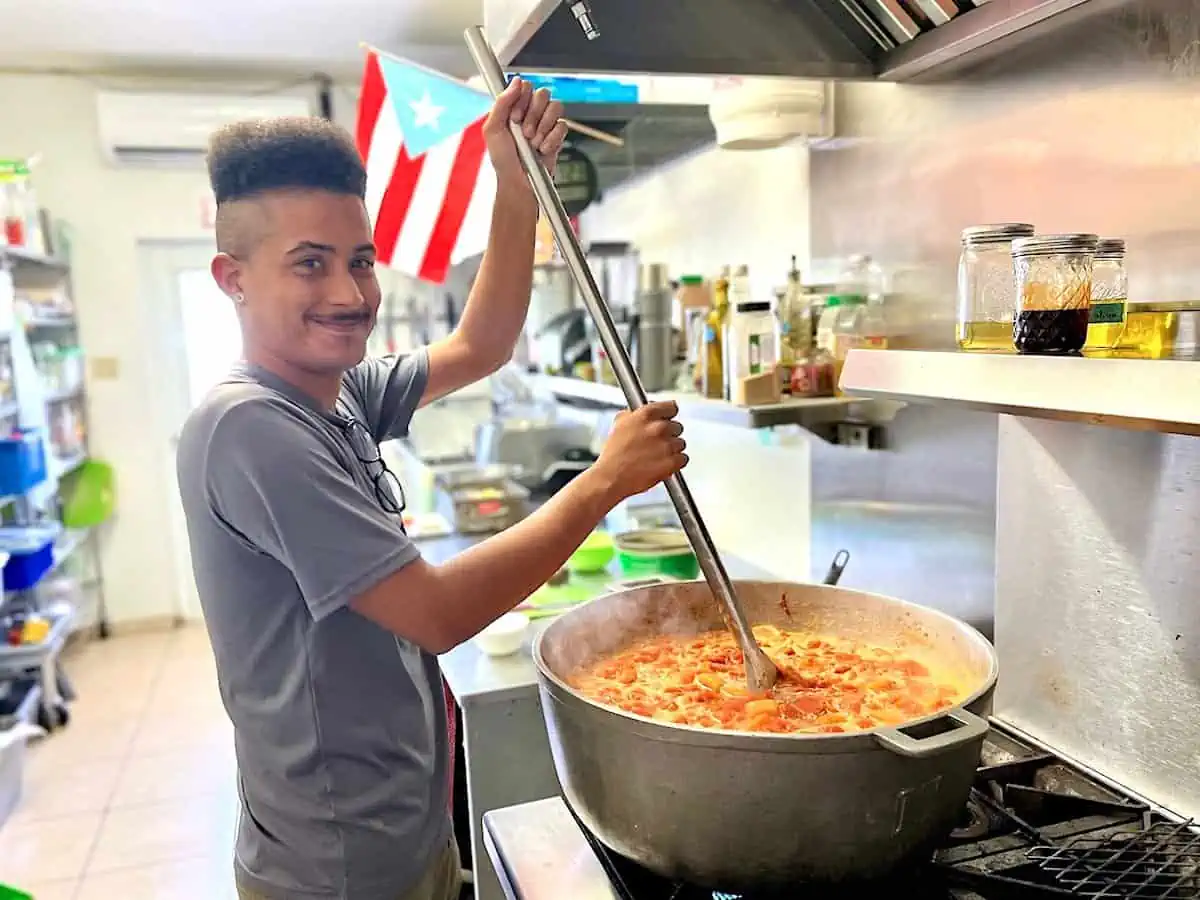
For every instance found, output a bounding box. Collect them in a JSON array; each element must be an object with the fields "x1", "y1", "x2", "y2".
[{"x1": 175, "y1": 79, "x2": 687, "y2": 900}]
